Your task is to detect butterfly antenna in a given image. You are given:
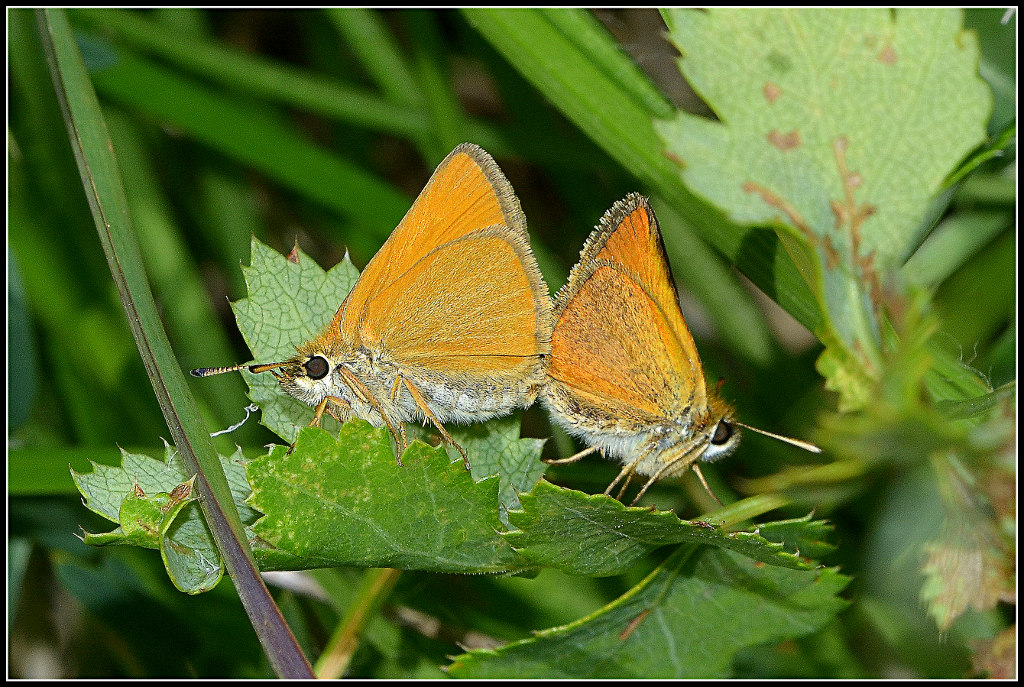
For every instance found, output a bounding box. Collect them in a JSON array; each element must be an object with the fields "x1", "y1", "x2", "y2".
[
  {"x1": 190, "y1": 362, "x2": 289, "y2": 377},
  {"x1": 734, "y1": 421, "x2": 821, "y2": 453}
]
